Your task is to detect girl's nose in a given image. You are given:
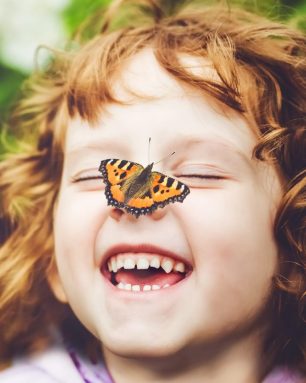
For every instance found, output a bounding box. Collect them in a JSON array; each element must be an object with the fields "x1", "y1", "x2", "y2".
[
  {"x1": 109, "y1": 206, "x2": 168, "y2": 222},
  {"x1": 109, "y1": 207, "x2": 124, "y2": 221}
]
